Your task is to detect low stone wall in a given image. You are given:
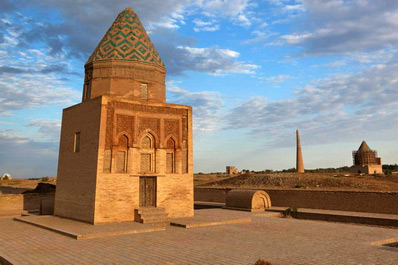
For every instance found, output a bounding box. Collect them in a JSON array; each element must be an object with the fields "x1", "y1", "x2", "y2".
[
  {"x1": 195, "y1": 187, "x2": 398, "y2": 214},
  {"x1": 0, "y1": 193, "x2": 55, "y2": 211}
]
